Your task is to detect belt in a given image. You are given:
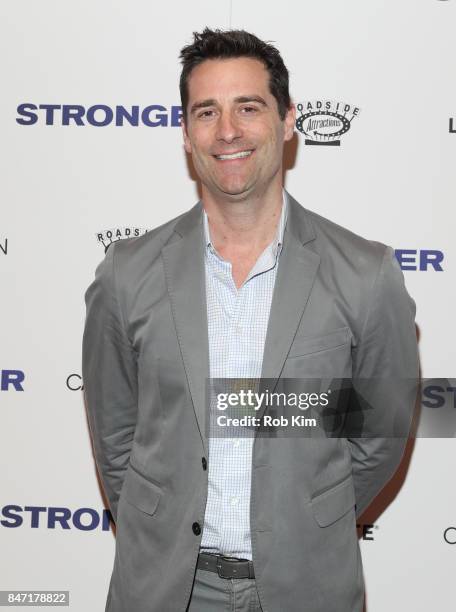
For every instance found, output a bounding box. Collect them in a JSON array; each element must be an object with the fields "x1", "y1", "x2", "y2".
[{"x1": 197, "y1": 552, "x2": 255, "y2": 579}]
